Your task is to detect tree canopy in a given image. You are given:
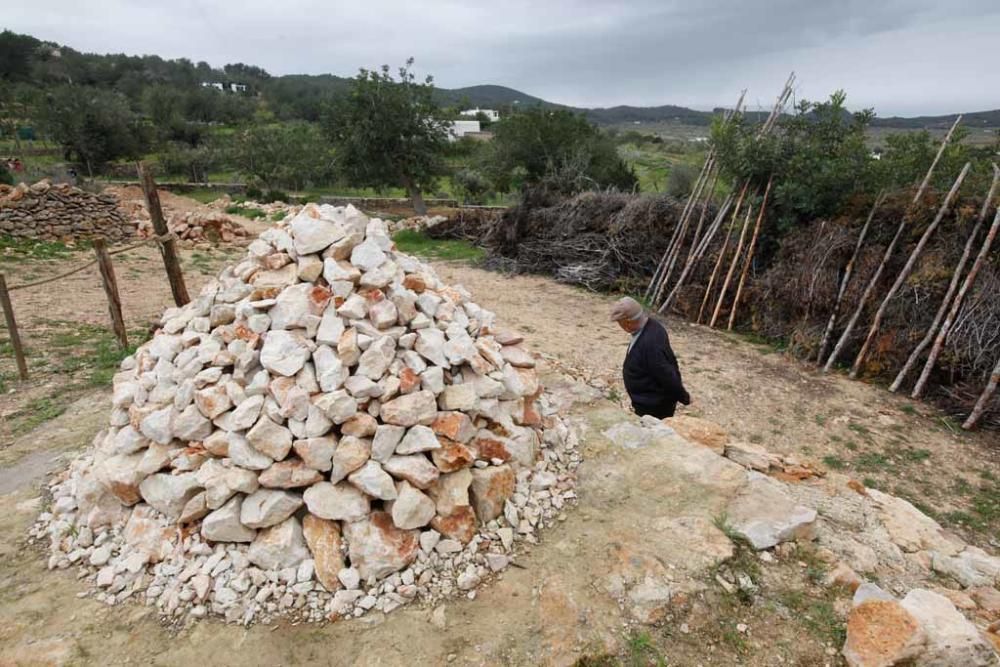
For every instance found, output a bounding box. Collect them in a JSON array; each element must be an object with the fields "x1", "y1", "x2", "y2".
[{"x1": 321, "y1": 59, "x2": 449, "y2": 213}]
